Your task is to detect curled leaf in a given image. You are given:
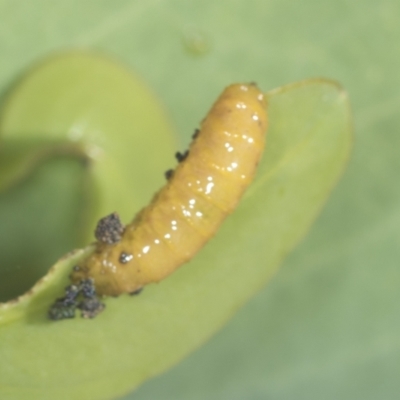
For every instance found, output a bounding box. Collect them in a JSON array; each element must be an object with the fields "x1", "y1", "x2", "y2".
[{"x1": 0, "y1": 53, "x2": 352, "y2": 400}]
